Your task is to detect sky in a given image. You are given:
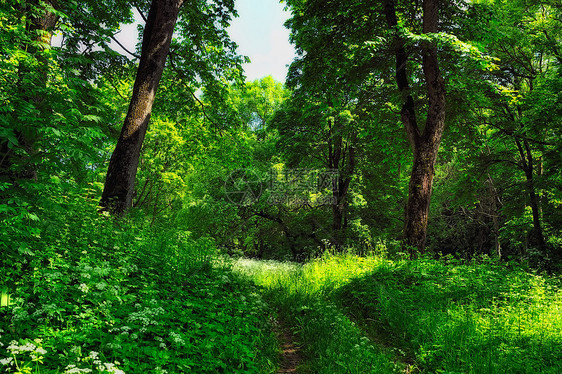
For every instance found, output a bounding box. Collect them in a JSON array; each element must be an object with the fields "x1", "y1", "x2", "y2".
[
  {"x1": 227, "y1": 0, "x2": 297, "y2": 83},
  {"x1": 108, "y1": 0, "x2": 296, "y2": 83}
]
